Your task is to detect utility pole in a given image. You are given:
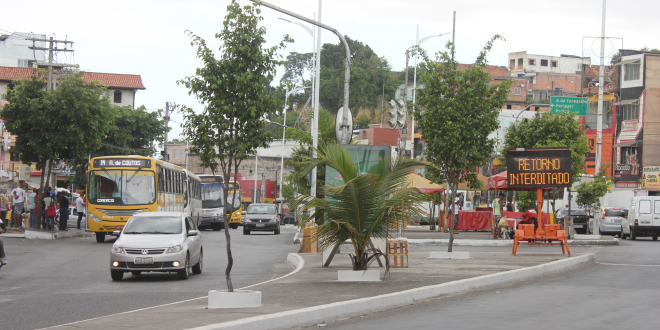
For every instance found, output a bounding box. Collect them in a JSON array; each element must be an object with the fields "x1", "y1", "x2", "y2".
[
  {"x1": 594, "y1": 0, "x2": 607, "y2": 234},
  {"x1": 402, "y1": 50, "x2": 409, "y2": 158},
  {"x1": 311, "y1": 0, "x2": 322, "y2": 198},
  {"x1": 27, "y1": 36, "x2": 78, "y2": 90},
  {"x1": 163, "y1": 102, "x2": 172, "y2": 161},
  {"x1": 380, "y1": 84, "x2": 384, "y2": 128},
  {"x1": 452, "y1": 11, "x2": 456, "y2": 61}
]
